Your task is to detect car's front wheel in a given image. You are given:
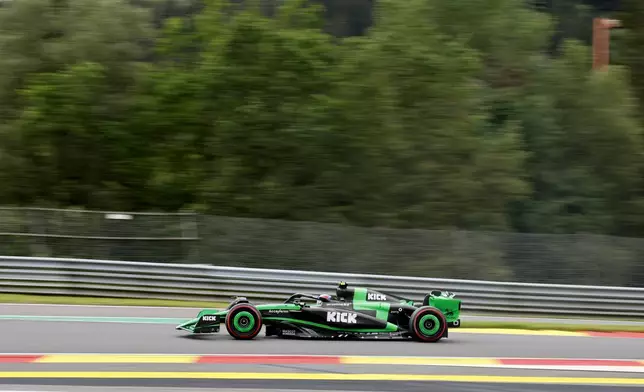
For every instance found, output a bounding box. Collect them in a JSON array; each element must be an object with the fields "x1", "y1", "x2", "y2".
[
  {"x1": 225, "y1": 303, "x2": 263, "y2": 340},
  {"x1": 408, "y1": 306, "x2": 447, "y2": 342}
]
